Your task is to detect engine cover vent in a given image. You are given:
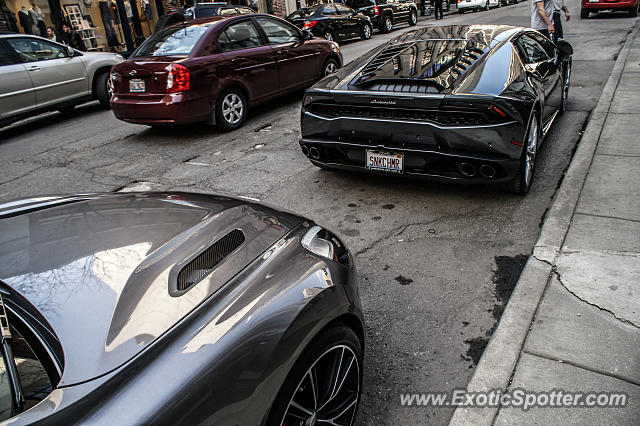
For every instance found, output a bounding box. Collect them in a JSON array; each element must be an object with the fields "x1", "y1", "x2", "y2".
[{"x1": 177, "y1": 229, "x2": 245, "y2": 291}]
